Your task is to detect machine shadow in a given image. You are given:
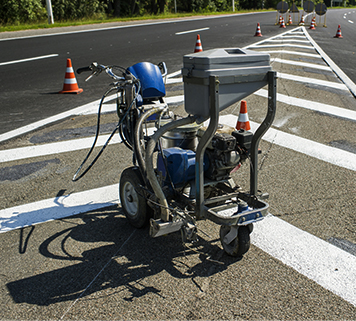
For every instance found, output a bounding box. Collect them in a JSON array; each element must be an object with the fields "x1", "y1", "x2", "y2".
[{"x1": 6, "y1": 206, "x2": 239, "y2": 306}]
